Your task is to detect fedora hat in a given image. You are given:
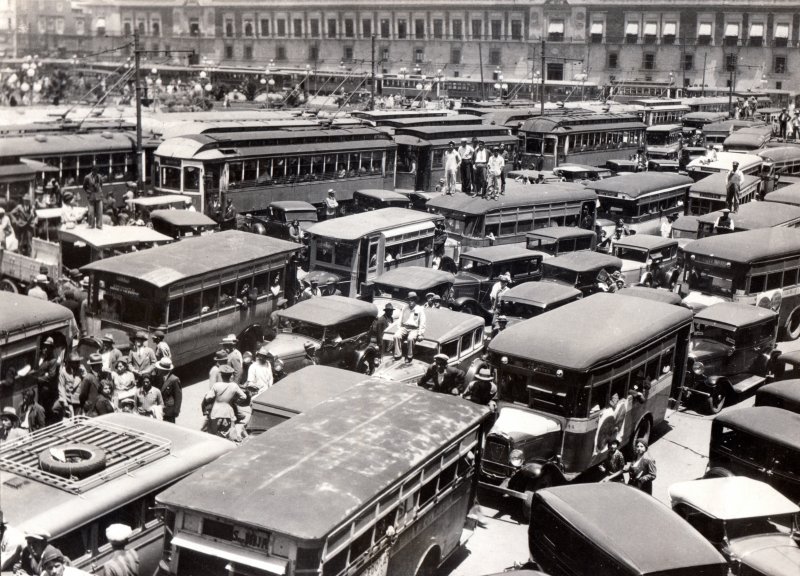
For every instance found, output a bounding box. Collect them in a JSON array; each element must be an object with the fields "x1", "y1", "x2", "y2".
[
  {"x1": 87, "y1": 353, "x2": 103, "y2": 365},
  {"x1": 213, "y1": 349, "x2": 228, "y2": 362},
  {"x1": 154, "y1": 358, "x2": 173, "y2": 371},
  {"x1": 475, "y1": 367, "x2": 494, "y2": 381},
  {"x1": 1, "y1": 406, "x2": 19, "y2": 422},
  {"x1": 221, "y1": 334, "x2": 238, "y2": 345}
]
